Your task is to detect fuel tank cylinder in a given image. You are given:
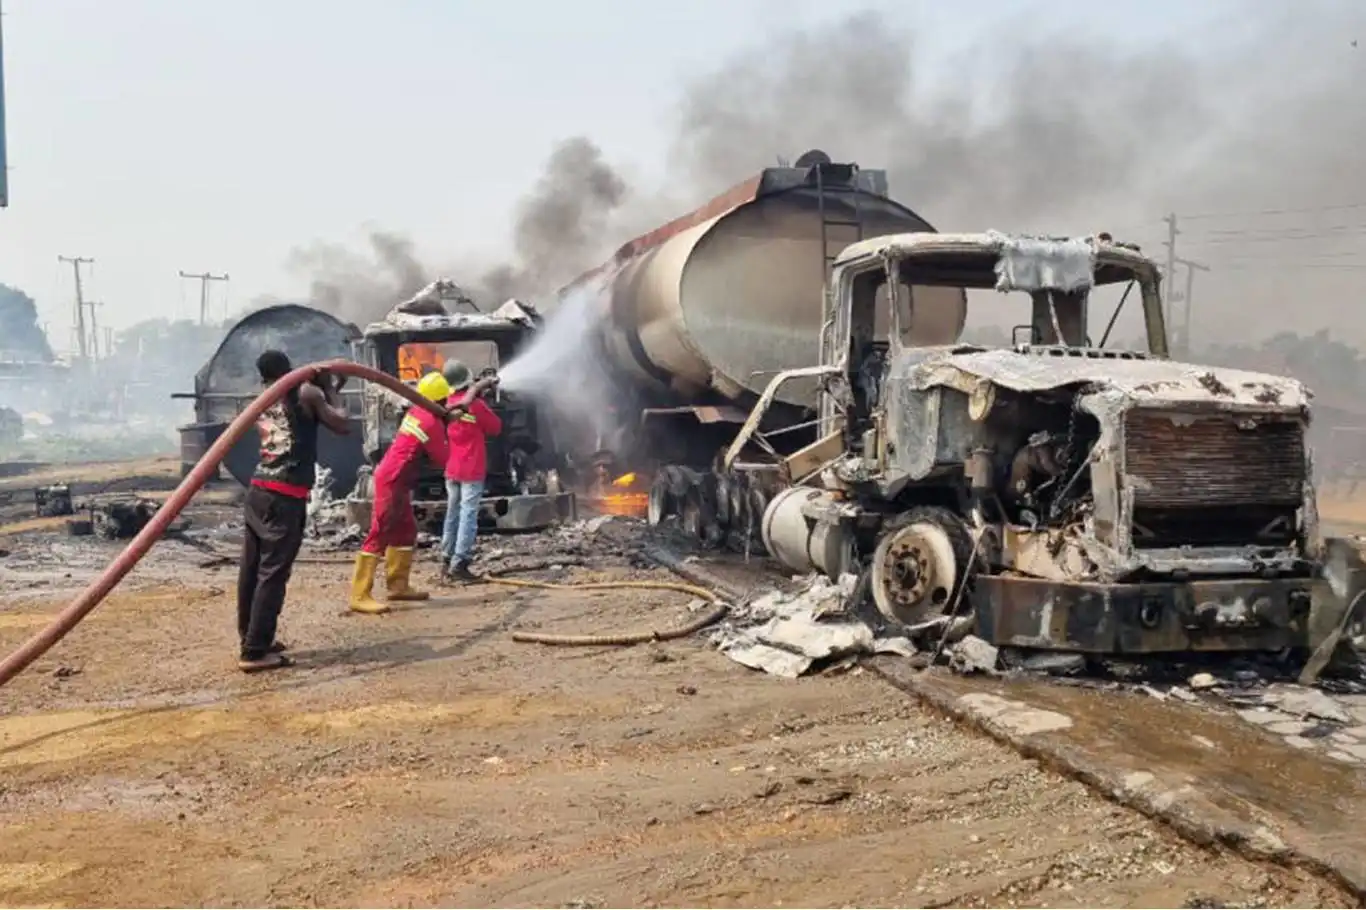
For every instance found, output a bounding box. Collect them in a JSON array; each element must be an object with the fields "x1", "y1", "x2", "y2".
[
  {"x1": 762, "y1": 485, "x2": 855, "y2": 582},
  {"x1": 562, "y1": 155, "x2": 968, "y2": 411}
]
